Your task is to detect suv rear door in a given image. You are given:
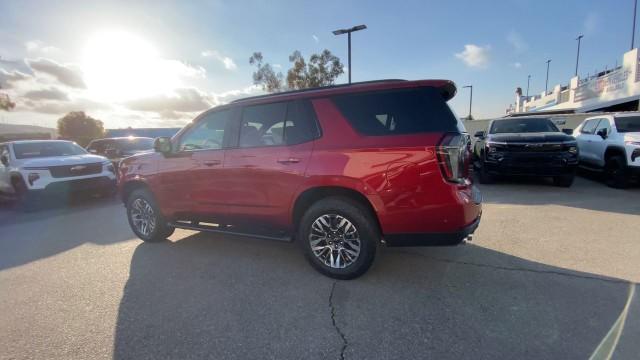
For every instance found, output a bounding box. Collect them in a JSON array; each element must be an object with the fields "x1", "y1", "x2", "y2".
[{"x1": 223, "y1": 100, "x2": 319, "y2": 233}]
